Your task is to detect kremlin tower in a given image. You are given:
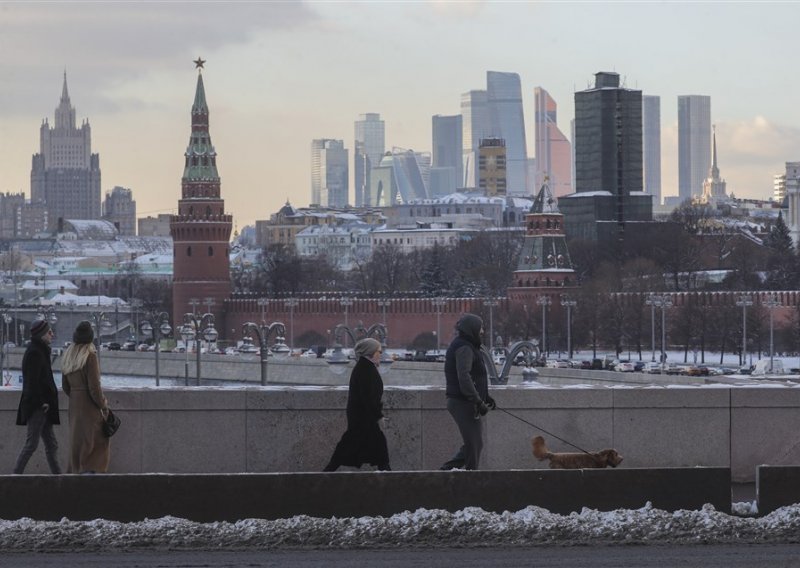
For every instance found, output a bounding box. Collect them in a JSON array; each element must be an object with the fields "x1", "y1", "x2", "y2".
[{"x1": 170, "y1": 59, "x2": 233, "y2": 335}]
